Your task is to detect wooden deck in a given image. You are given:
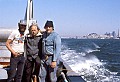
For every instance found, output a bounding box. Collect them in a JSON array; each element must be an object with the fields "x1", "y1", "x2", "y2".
[
  {"x1": 0, "y1": 57, "x2": 10, "y2": 68},
  {"x1": 0, "y1": 62, "x2": 10, "y2": 68}
]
